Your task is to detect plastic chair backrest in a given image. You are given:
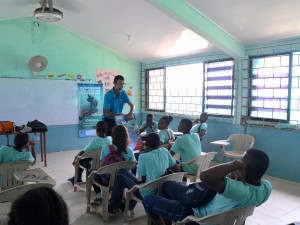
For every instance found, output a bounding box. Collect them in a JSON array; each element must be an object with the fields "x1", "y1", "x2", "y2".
[
  {"x1": 227, "y1": 134, "x2": 254, "y2": 153},
  {"x1": 193, "y1": 152, "x2": 217, "y2": 178},
  {"x1": 0, "y1": 161, "x2": 32, "y2": 190},
  {"x1": 139, "y1": 172, "x2": 186, "y2": 195},
  {"x1": 178, "y1": 206, "x2": 255, "y2": 225},
  {"x1": 77, "y1": 148, "x2": 102, "y2": 170}
]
